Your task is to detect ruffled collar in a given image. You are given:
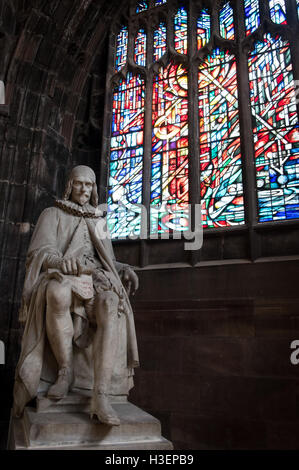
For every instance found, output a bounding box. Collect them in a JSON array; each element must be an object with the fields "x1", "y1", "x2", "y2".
[{"x1": 55, "y1": 199, "x2": 103, "y2": 218}]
